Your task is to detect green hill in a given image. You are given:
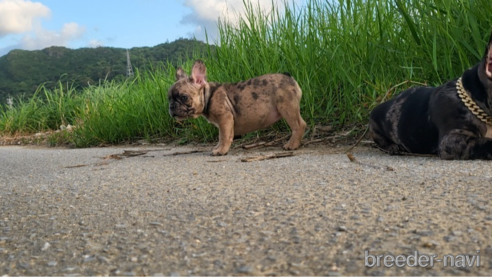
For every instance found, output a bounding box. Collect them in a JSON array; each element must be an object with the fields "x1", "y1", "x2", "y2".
[{"x1": 0, "y1": 38, "x2": 211, "y2": 102}]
